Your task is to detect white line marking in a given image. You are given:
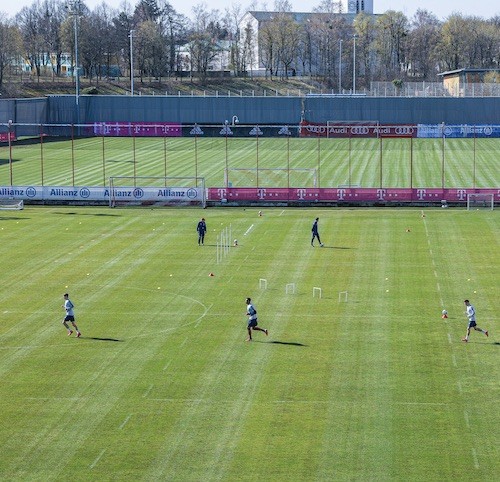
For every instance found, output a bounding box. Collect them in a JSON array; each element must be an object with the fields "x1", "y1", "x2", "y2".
[
  {"x1": 163, "y1": 361, "x2": 171, "y2": 371},
  {"x1": 457, "y1": 381, "x2": 463, "y2": 394},
  {"x1": 90, "y1": 449, "x2": 106, "y2": 469},
  {"x1": 243, "y1": 224, "x2": 254, "y2": 236},
  {"x1": 464, "y1": 411, "x2": 470, "y2": 429},
  {"x1": 472, "y1": 448, "x2": 480, "y2": 469},
  {"x1": 451, "y1": 354, "x2": 457, "y2": 367},
  {"x1": 143, "y1": 384, "x2": 153, "y2": 398},
  {"x1": 279, "y1": 210, "x2": 285, "y2": 216},
  {"x1": 195, "y1": 303, "x2": 212, "y2": 327},
  {"x1": 119, "y1": 414, "x2": 131, "y2": 430},
  {"x1": 447, "y1": 333, "x2": 452, "y2": 345},
  {"x1": 180, "y1": 337, "x2": 188, "y2": 347}
]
